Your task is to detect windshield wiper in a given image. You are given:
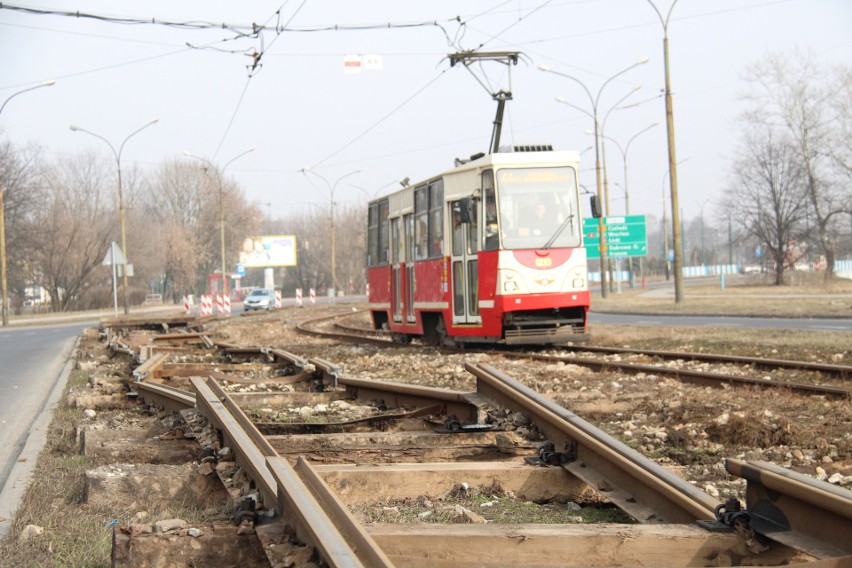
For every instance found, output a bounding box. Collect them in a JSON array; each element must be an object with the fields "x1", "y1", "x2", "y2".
[{"x1": 541, "y1": 213, "x2": 574, "y2": 250}]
